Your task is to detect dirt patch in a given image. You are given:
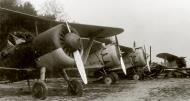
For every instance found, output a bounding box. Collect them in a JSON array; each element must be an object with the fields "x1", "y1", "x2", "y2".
[{"x1": 0, "y1": 78, "x2": 190, "y2": 101}]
